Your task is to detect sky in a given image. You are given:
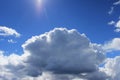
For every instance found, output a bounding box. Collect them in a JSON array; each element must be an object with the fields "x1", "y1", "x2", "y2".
[
  {"x1": 0, "y1": 0, "x2": 120, "y2": 53},
  {"x1": 0, "y1": 0, "x2": 120, "y2": 80}
]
